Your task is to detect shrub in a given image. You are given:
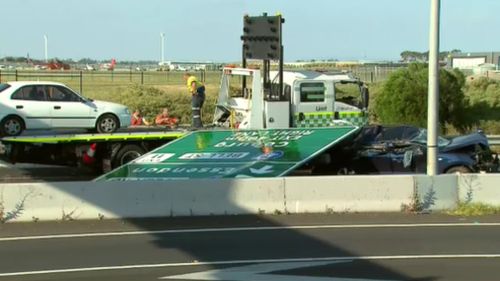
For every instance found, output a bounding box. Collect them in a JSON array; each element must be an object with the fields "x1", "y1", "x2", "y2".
[
  {"x1": 374, "y1": 63, "x2": 469, "y2": 133},
  {"x1": 95, "y1": 84, "x2": 216, "y2": 125},
  {"x1": 464, "y1": 77, "x2": 500, "y2": 121}
]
